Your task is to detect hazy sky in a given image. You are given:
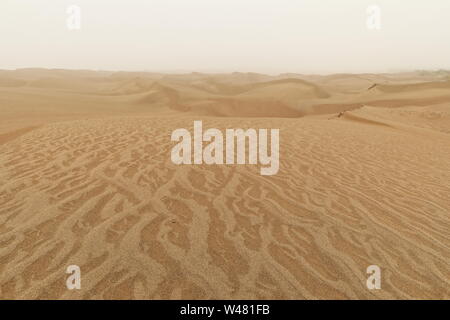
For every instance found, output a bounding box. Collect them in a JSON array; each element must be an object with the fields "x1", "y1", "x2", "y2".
[{"x1": 1, "y1": 0, "x2": 450, "y2": 74}]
